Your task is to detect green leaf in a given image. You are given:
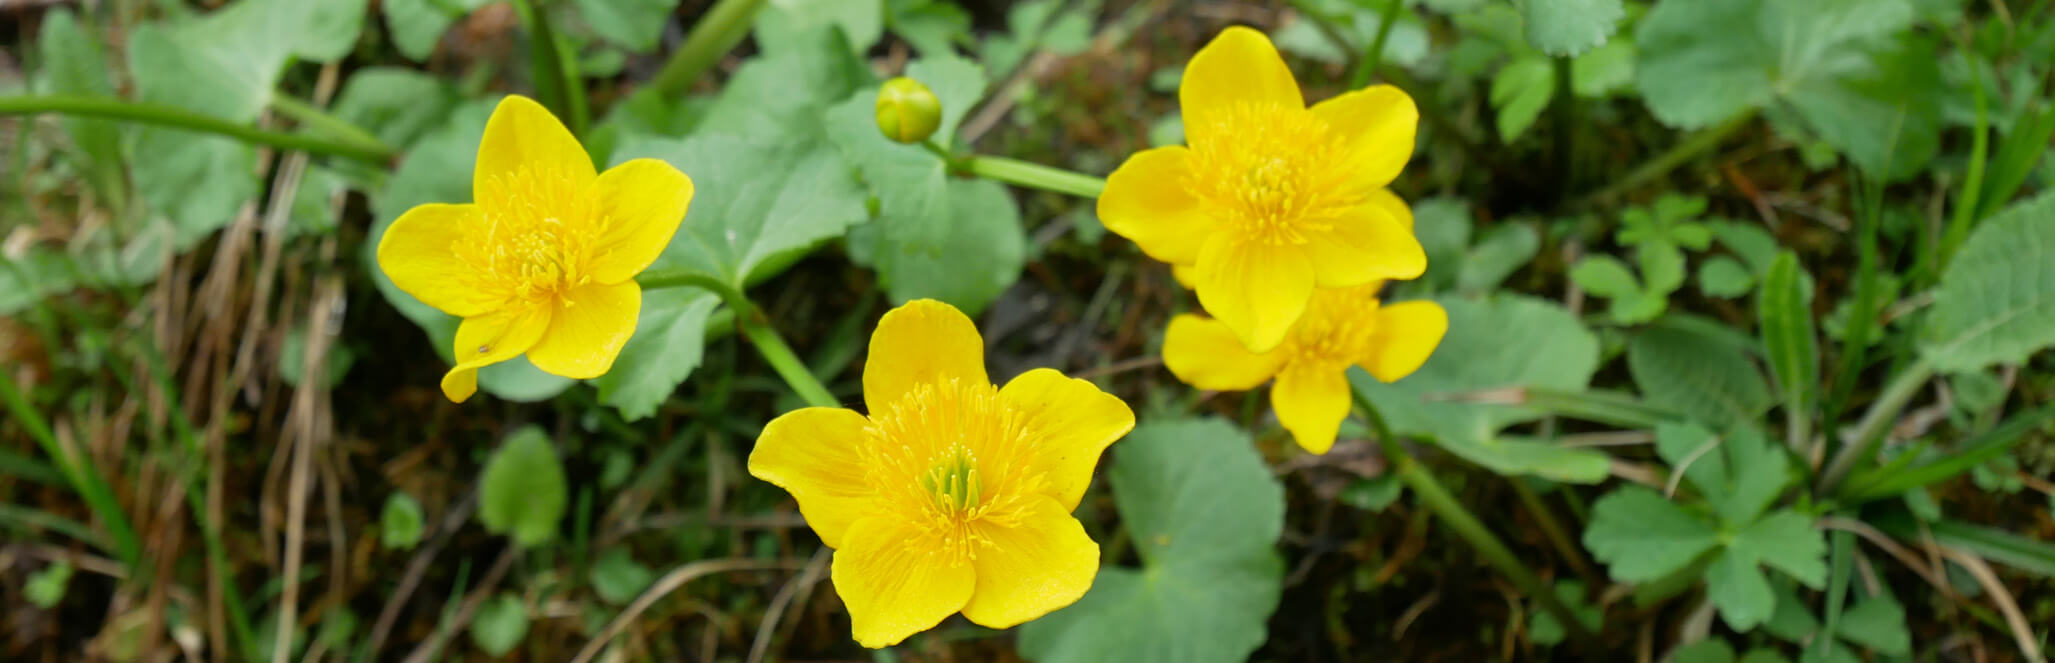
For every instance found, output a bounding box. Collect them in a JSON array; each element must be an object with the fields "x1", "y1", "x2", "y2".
[
  {"x1": 1527, "y1": 580, "x2": 1601, "y2": 646},
  {"x1": 1635, "y1": 0, "x2": 1935, "y2": 179},
  {"x1": 380, "y1": 493, "x2": 426, "y2": 550},
  {"x1": 35, "y1": 10, "x2": 125, "y2": 203},
  {"x1": 1784, "y1": 34, "x2": 1942, "y2": 180},
  {"x1": 478, "y1": 427, "x2": 568, "y2": 547},
  {"x1": 1705, "y1": 549, "x2": 1774, "y2": 631},
  {"x1": 384, "y1": 0, "x2": 491, "y2": 61},
  {"x1": 1584, "y1": 486, "x2": 1721, "y2": 583},
  {"x1": 1628, "y1": 321, "x2": 1774, "y2": 426},
  {"x1": 1491, "y1": 56, "x2": 1555, "y2": 142},
  {"x1": 1018, "y1": 418, "x2": 1285, "y2": 663},
  {"x1": 1654, "y1": 423, "x2": 1790, "y2": 526},
  {"x1": 886, "y1": 0, "x2": 972, "y2": 57},
  {"x1": 698, "y1": 24, "x2": 873, "y2": 141},
  {"x1": 1570, "y1": 255, "x2": 1642, "y2": 299},
  {"x1": 576, "y1": 0, "x2": 681, "y2": 52},
  {"x1": 25, "y1": 562, "x2": 73, "y2": 608},
  {"x1": 1698, "y1": 257, "x2": 1755, "y2": 298},
  {"x1": 296, "y1": 0, "x2": 367, "y2": 62},
  {"x1": 758, "y1": 0, "x2": 885, "y2": 54},
  {"x1": 1413, "y1": 198, "x2": 1474, "y2": 291},
  {"x1": 332, "y1": 67, "x2": 460, "y2": 150},
  {"x1": 1731, "y1": 511, "x2": 1828, "y2": 588},
  {"x1": 590, "y1": 293, "x2": 721, "y2": 420},
  {"x1": 1923, "y1": 191, "x2": 2055, "y2": 372},
  {"x1": 1758, "y1": 253, "x2": 1818, "y2": 443},
  {"x1": 1670, "y1": 640, "x2": 1737, "y2": 663},
  {"x1": 1521, "y1": 0, "x2": 1624, "y2": 57},
  {"x1": 1637, "y1": 243, "x2": 1688, "y2": 296},
  {"x1": 1458, "y1": 222, "x2": 1540, "y2": 293},
  {"x1": 1349, "y1": 296, "x2": 1611, "y2": 482},
  {"x1": 1571, "y1": 37, "x2": 1636, "y2": 97},
  {"x1": 1340, "y1": 475, "x2": 1404, "y2": 512},
  {"x1": 1739, "y1": 650, "x2": 1793, "y2": 663},
  {"x1": 589, "y1": 548, "x2": 656, "y2": 605},
  {"x1": 1834, "y1": 597, "x2": 1909, "y2": 655},
  {"x1": 1712, "y1": 221, "x2": 1781, "y2": 275},
  {"x1": 469, "y1": 594, "x2": 530, "y2": 657},
  {"x1": 1763, "y1": 583, "x2": 1821, "y2": 642},
  {"x1": 1842, "y1": 405, "x2": 2055, "y2": 502}
]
